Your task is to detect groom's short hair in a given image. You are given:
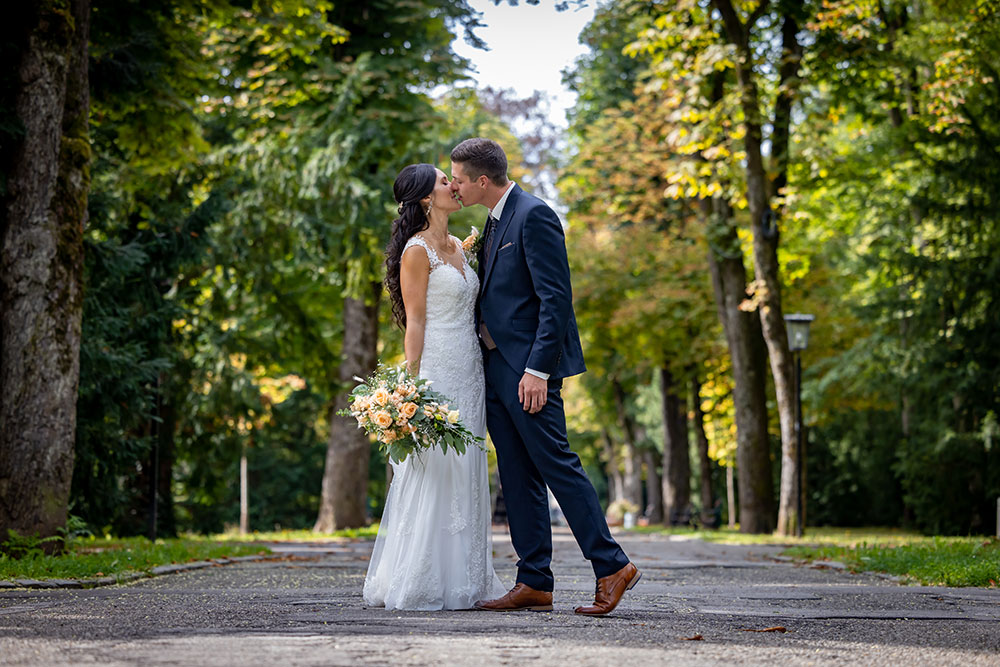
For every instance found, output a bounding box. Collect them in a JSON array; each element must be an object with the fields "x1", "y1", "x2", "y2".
[{"x1": 451, "y1": 138, "x2": 509, "y2": 186}]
